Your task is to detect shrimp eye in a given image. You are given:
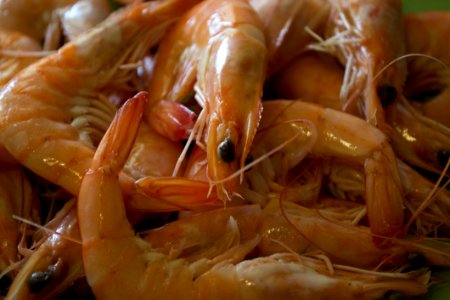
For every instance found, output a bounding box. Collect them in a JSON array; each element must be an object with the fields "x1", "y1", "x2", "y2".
[
  {"x1": 377, "y1": 85, "x2": 397, "y2": 107},
  {"x1": 28, "y1": 271, "x2": 53, "y2": 293},
  {"x1": 218, "y1": 138, "x2": 235, "y2": 163},
  {"x1": 404, "y1": 252, "x2": 428, "y2": 272},
  {"x1": 437, "y1": 149, "x2": 450, "y2": 168}
]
